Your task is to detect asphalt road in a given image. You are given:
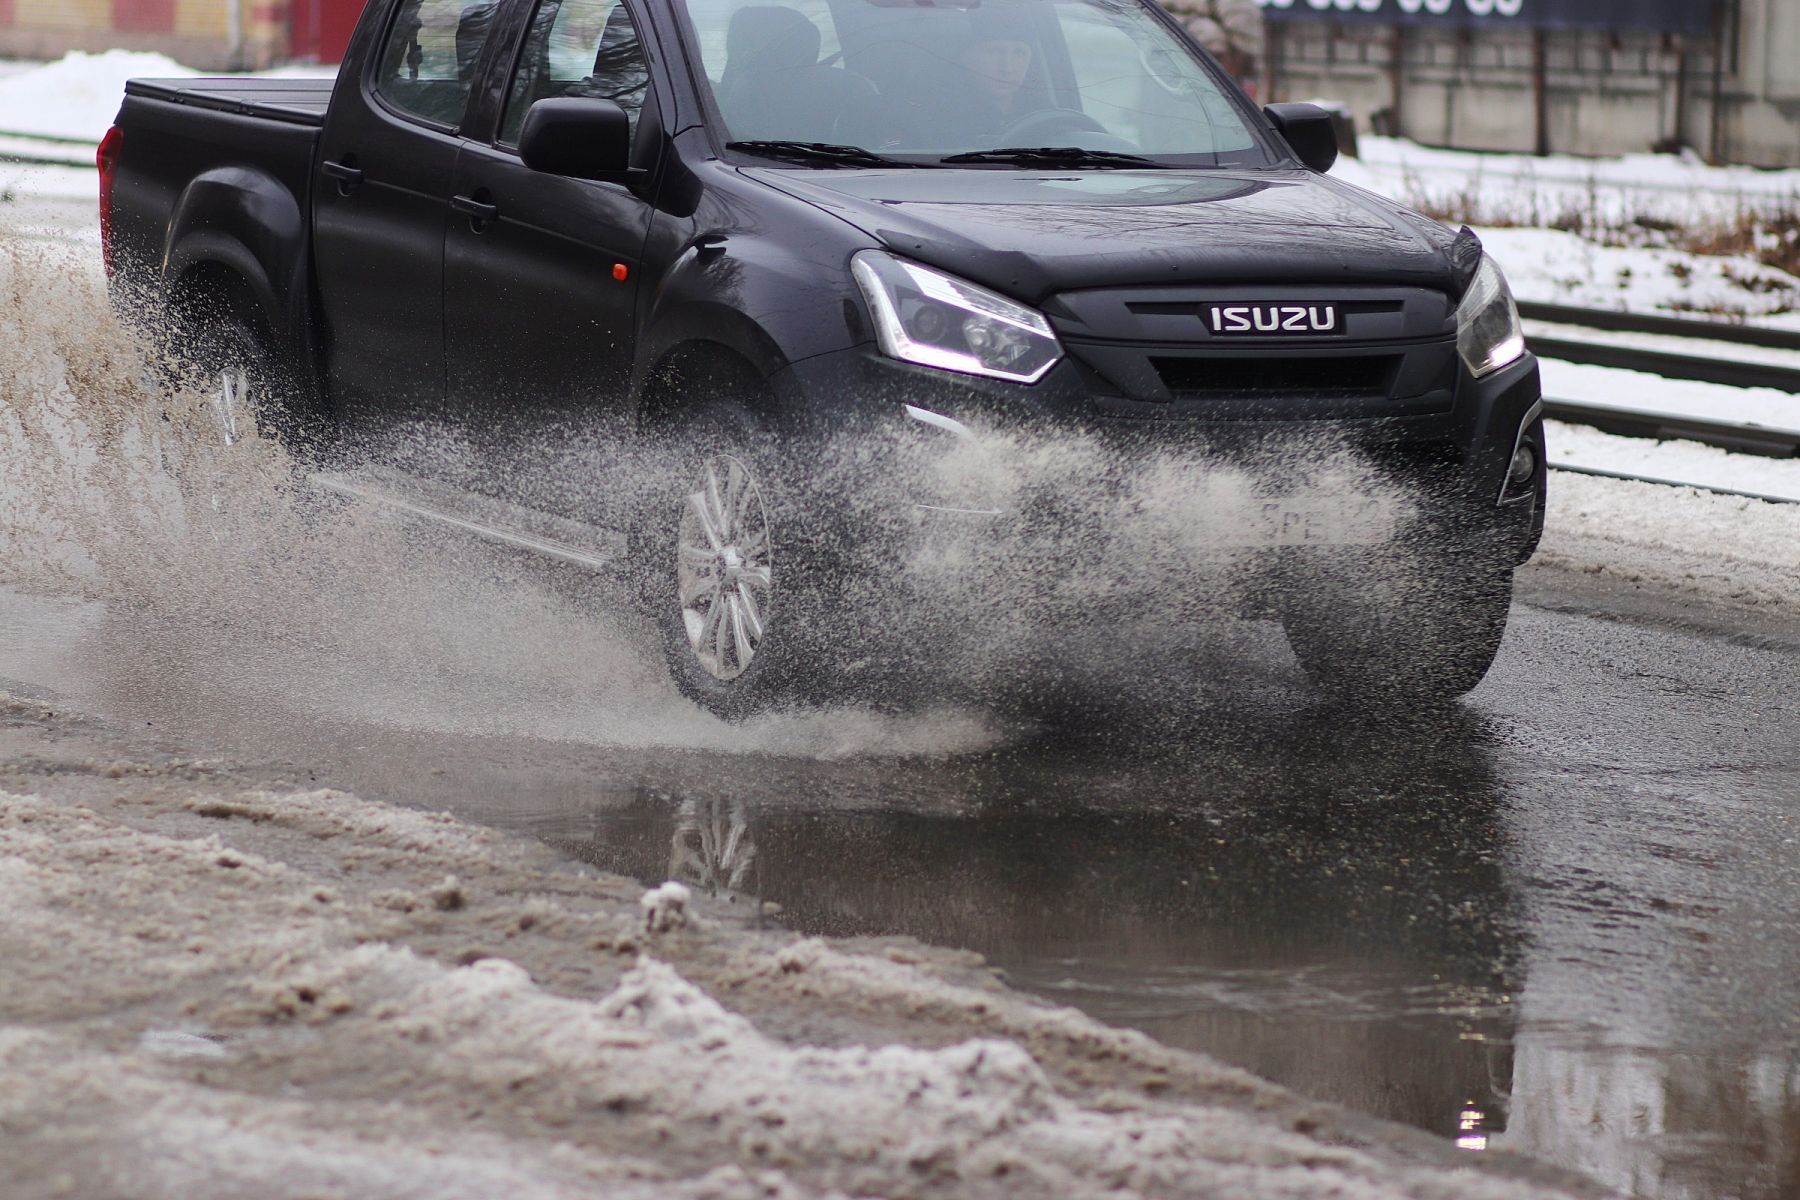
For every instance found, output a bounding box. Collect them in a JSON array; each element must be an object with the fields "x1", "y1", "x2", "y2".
[{"x1": 3, "y1": 550, "x2": 1797, "y2": 1199}]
